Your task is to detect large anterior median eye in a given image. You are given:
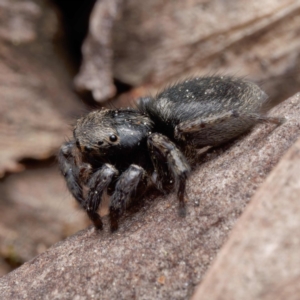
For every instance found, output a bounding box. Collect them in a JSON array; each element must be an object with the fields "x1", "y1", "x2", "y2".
[{"x1": 109, "y1": 134, "x2": 118, "y2": 142}]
